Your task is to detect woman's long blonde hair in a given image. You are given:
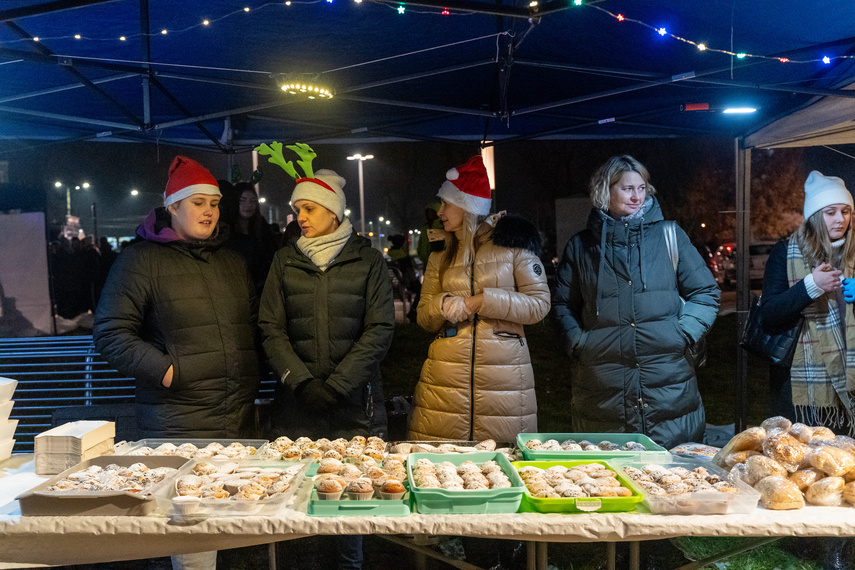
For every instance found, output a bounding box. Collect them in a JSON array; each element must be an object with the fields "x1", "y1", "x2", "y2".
[
  {"x1": 437, "y1": 212, "x2": 488, "y2": 281},
  {"x1": 796, "y1": 209, "x2": 855, "y2": 278}
]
